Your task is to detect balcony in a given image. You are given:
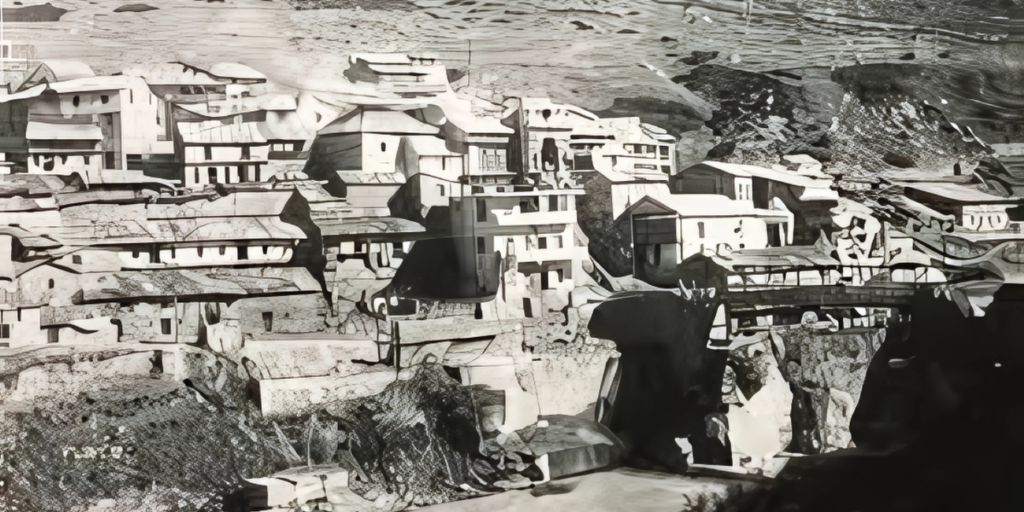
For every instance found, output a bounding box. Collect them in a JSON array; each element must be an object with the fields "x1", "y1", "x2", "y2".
[{"x1": 492, "y1": 208, "x2": 576, "y2": 227}]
